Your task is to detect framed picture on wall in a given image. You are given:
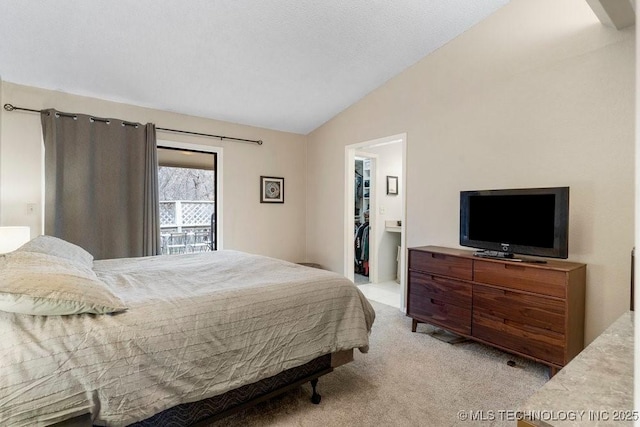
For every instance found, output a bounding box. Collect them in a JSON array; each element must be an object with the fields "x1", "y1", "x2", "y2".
[
  {"x1": 387, "y1": 176, "x2": 398, "y2": 195},
  {"x1": 260, "y1": 176, "x2": 284, "y2": 203}
]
